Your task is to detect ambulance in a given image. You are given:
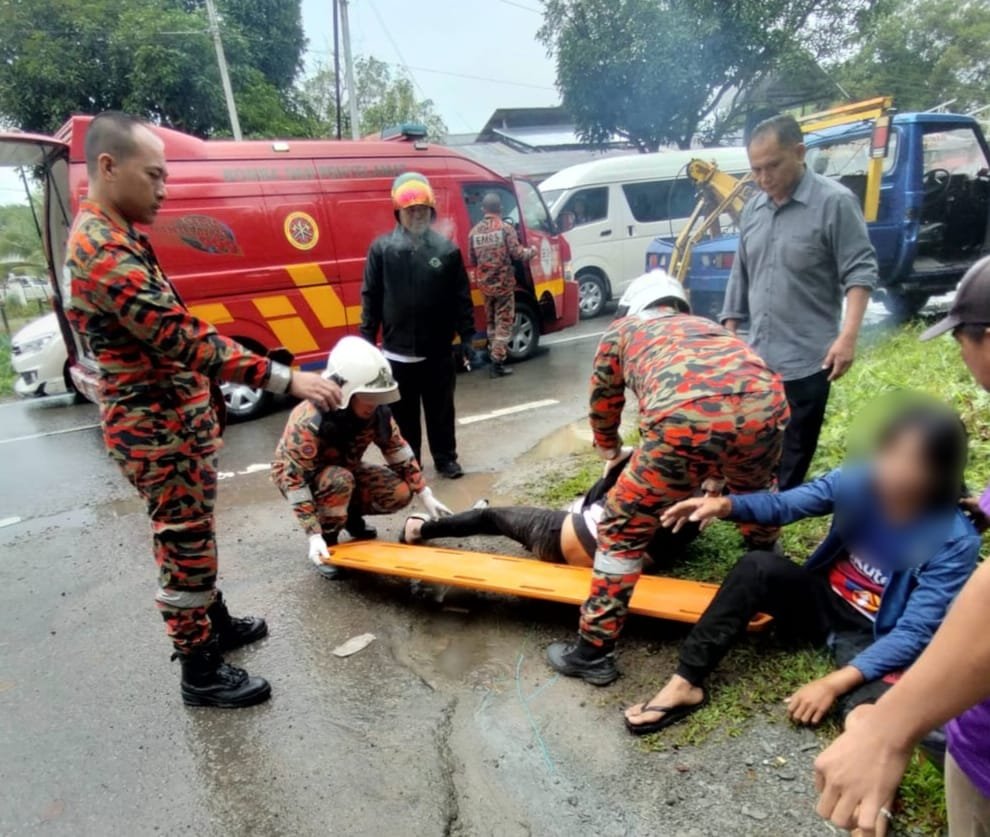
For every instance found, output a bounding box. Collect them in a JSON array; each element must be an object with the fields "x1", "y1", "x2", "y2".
[{"x1": 1, "y1": 118, "x2": 578, "y2": 419}]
